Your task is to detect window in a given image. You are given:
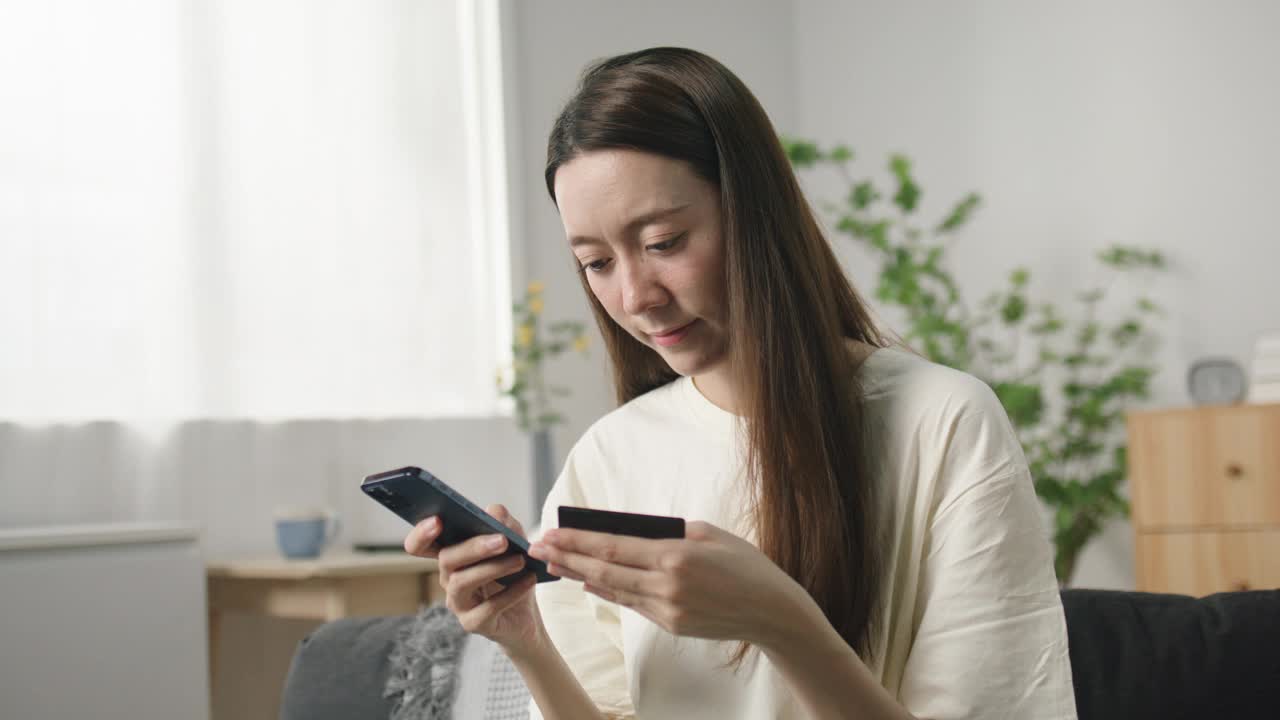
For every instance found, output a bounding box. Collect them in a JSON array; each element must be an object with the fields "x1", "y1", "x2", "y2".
[{"x1": 0, "y1": 0, "x2": 512, "y2": 421}]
